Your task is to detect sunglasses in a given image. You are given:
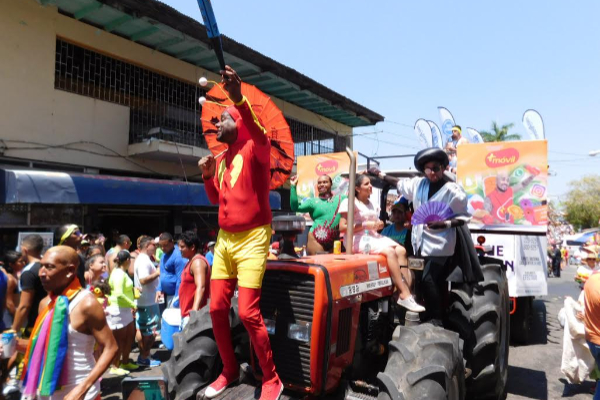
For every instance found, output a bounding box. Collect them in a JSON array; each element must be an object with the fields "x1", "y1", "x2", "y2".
[{"x1": 424, "y1": 165, "x2": 442, "y2": 174}]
